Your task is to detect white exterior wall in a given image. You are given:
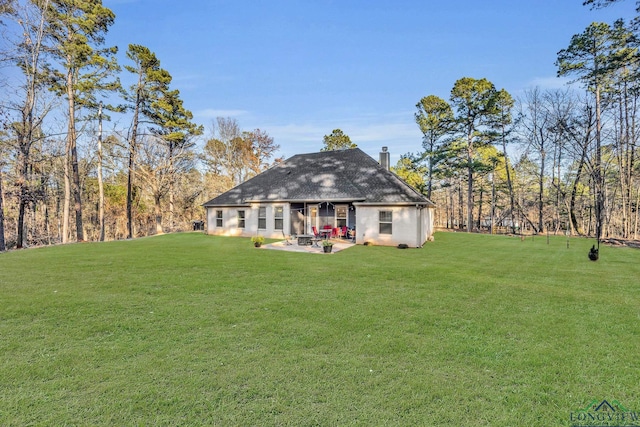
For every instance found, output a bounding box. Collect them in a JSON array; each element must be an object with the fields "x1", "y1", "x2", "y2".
[
  {"x1": 355, "y1": 205, "x2": 435, "y2": 247},
  {"x1": 423, "y1": 206, "x2": 435, "y2": 242},
  {"x1": 206, "y1": 203, "x2": 291, "y2": 239},
  {"x1": 206, "y1": 203, "x2": 435, "y2": 246}
]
